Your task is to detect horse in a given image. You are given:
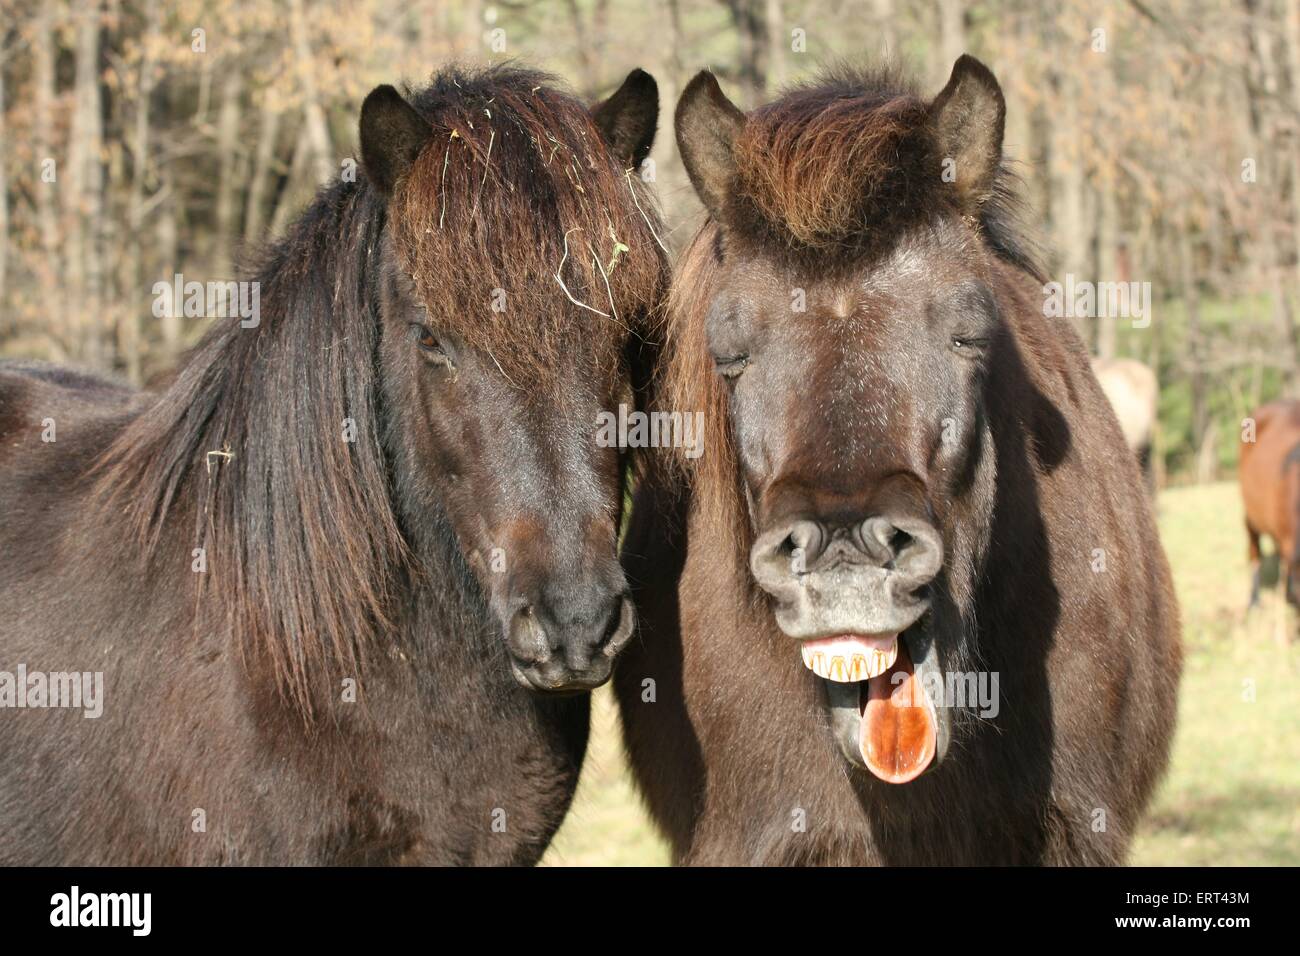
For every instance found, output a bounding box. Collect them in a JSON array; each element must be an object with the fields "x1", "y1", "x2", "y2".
[
  {"x1": 1239, "y1": 400, "x2": 1300, "y2": 609},
  {"x1": 0, "y1": 64, "x2": 669, "y2": 864},
  {"x1": 1092, "y1": 356, "x2": 1157, "y2": 482},
  {"x1": 614, "y1": 56, "x2": 1182, "y2": 865}
]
